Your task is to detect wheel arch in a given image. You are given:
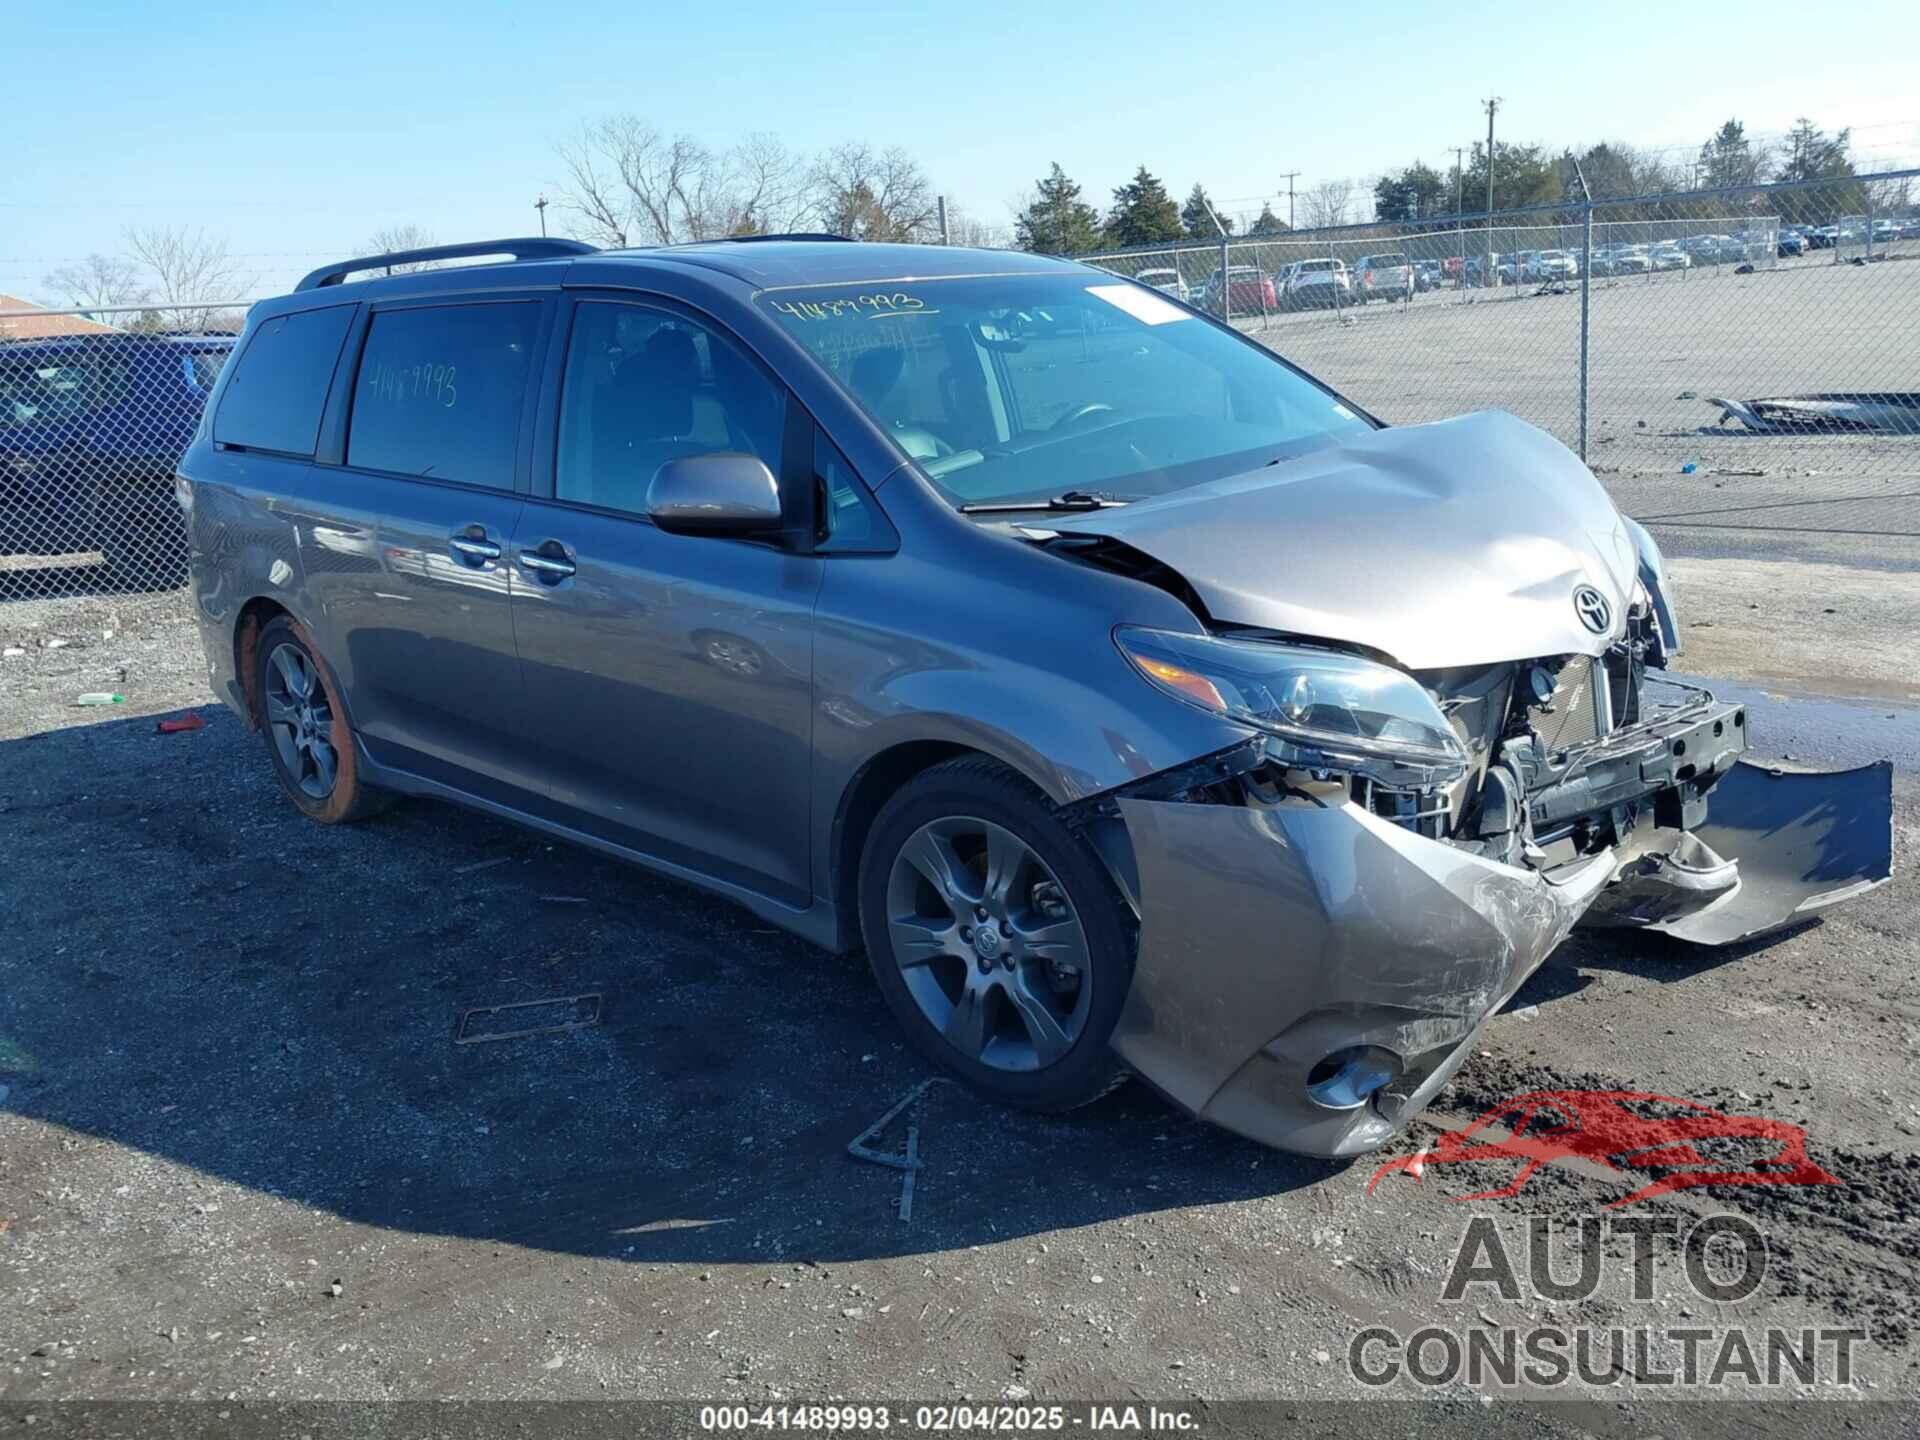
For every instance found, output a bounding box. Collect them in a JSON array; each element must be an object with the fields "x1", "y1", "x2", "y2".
[
  {"x1": 828, "y1": 738, "x2": 1058, "y2": 953},
  {"x1": 233, "y1": 596, "x2": 295, "y2": 731}
]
